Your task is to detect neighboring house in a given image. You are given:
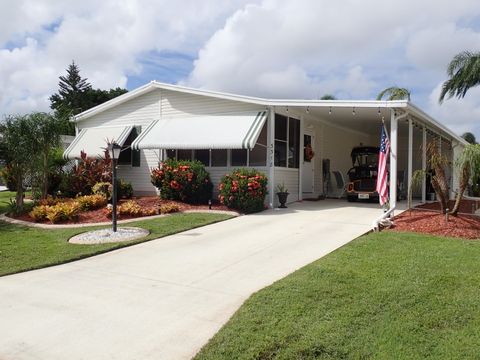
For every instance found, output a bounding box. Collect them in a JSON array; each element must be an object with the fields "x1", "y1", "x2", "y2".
[{"x1": 63, "y1": 81, "x2": 467, "y2": 209}]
